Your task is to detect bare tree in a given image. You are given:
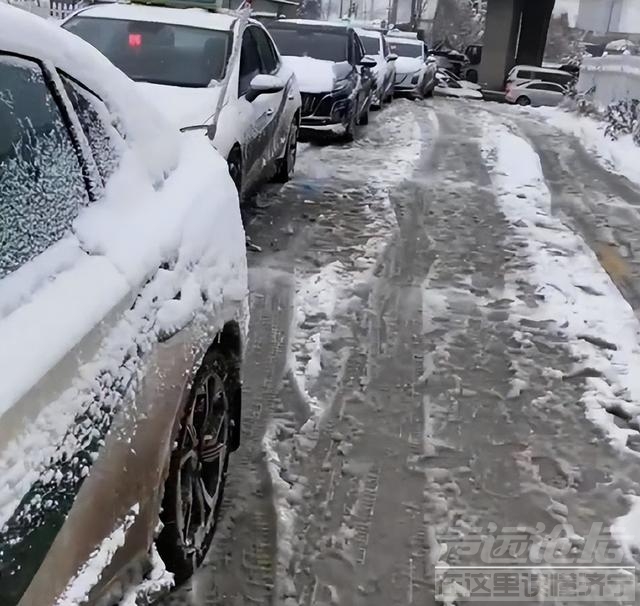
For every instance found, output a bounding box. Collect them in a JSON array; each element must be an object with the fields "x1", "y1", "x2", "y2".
[{"x1": 430, "y1": 0, "x2": 485, "y2": 47}]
